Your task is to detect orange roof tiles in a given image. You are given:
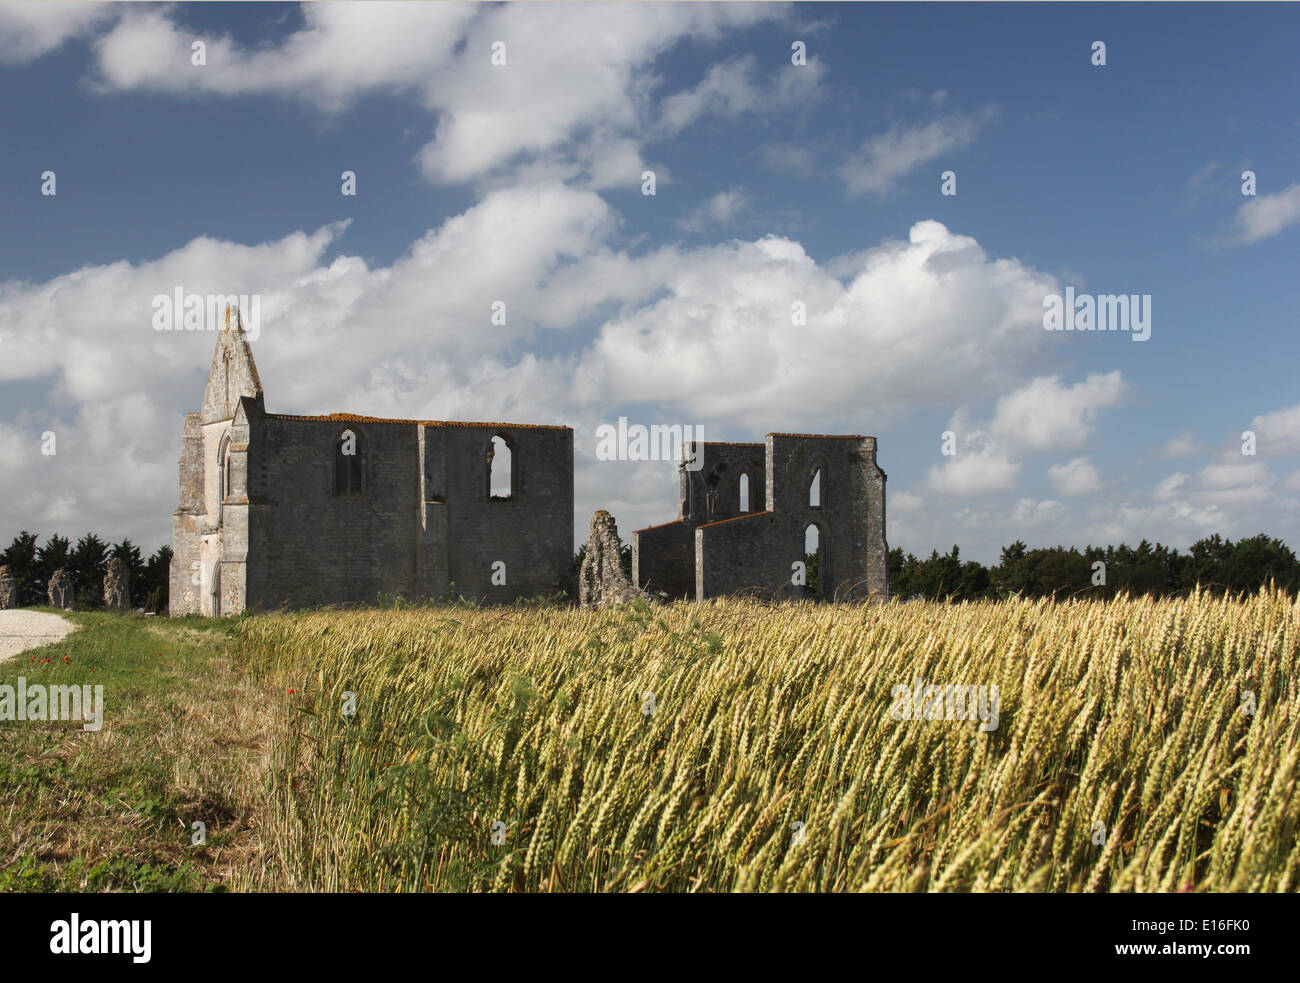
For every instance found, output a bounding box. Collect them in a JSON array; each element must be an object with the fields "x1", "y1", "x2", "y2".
[
  {"x1": 698, "y1": 511, "x2": 773, "y2": 529},
  {"x1": 267, "y1": 412, "x2": 570, "y2": 431}
]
